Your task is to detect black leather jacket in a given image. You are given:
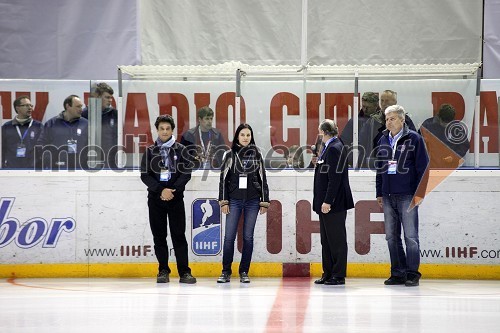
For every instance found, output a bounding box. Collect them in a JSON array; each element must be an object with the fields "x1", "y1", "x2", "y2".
[{"x1": 218, "y1": 145, "x2": 270, "y2": 207}]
